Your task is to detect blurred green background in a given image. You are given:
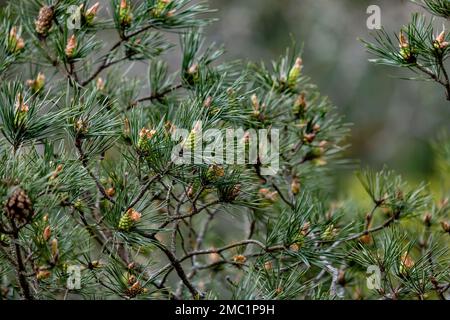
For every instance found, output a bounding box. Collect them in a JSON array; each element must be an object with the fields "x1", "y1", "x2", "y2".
[{"x1": 206, "y1": 0, "x2": 450, "y2": 189}]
